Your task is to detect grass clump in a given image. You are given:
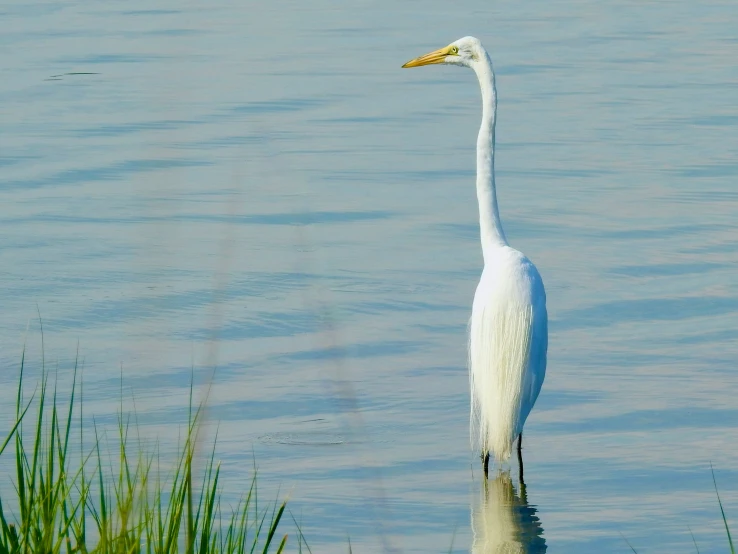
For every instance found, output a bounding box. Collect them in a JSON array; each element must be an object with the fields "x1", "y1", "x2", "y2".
[{"x1": 0, "y1": 351, "x2": 302, "y2": 554}]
